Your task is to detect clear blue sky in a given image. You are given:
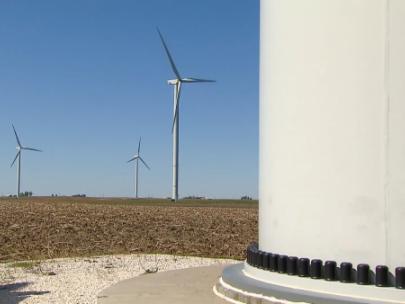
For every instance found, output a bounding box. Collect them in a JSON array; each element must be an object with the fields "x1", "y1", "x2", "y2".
[{"x1": 0, "y1": 1, "x2": 259, "y2": 198}]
